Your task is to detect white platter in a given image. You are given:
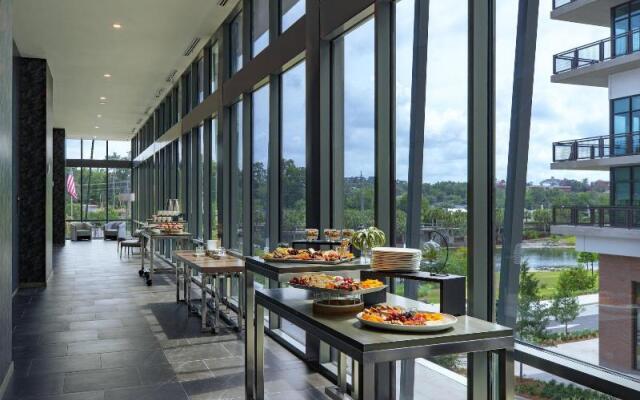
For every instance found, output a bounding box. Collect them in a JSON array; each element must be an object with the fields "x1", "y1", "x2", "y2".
[{"x1": 356, "y1": 311, "x2": 457, "y2": 332}]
